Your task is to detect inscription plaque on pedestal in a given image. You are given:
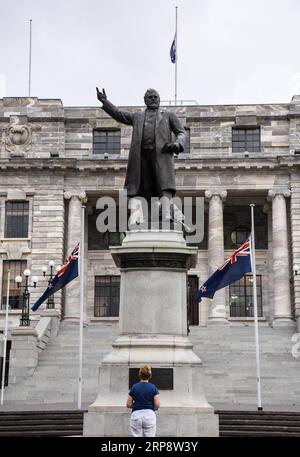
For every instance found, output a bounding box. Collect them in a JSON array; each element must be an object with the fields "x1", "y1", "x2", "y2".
[{"x1": 129, "y1": 368, "x2": 174, "y2": 390}]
